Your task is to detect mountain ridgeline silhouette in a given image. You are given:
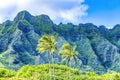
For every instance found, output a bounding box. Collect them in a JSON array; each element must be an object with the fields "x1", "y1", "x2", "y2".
[{"x1": 0, "y1": 10, "x2": 120, "y2": 73}]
